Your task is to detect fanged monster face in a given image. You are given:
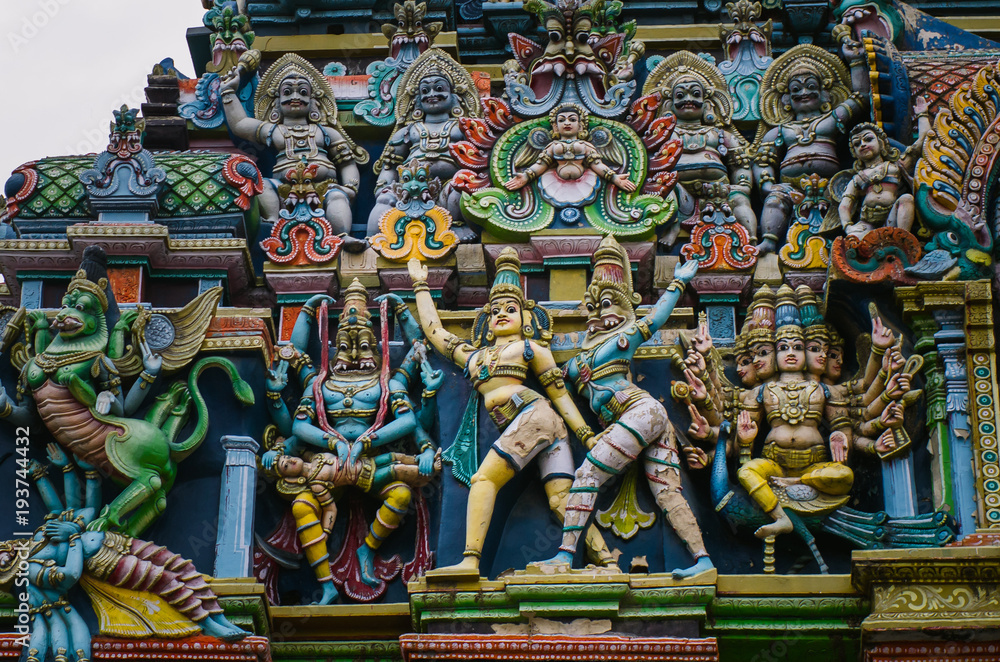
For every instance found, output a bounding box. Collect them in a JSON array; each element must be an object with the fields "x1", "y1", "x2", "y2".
[
  {"x1": 53, "y1": 290, "x2": 102, "y2": 340},
  {"x1": 385, "y1": 1, "x2": 441, "y2": 61},
  {"x1": 831, "y1": 0, "x2": 902, "y2": 43},
  {"x1": 333, "y1": 324, "x2": 380, "y2": 375},
  {"x1": 583, "y1": 286, "x2": 631, "y2": 336},
  {"x1": 206, "y1": 1, "x2": 254, "y2": 74},
  {"x1": 527, "y1": 13, "x2": 609, "y2": 103}
]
